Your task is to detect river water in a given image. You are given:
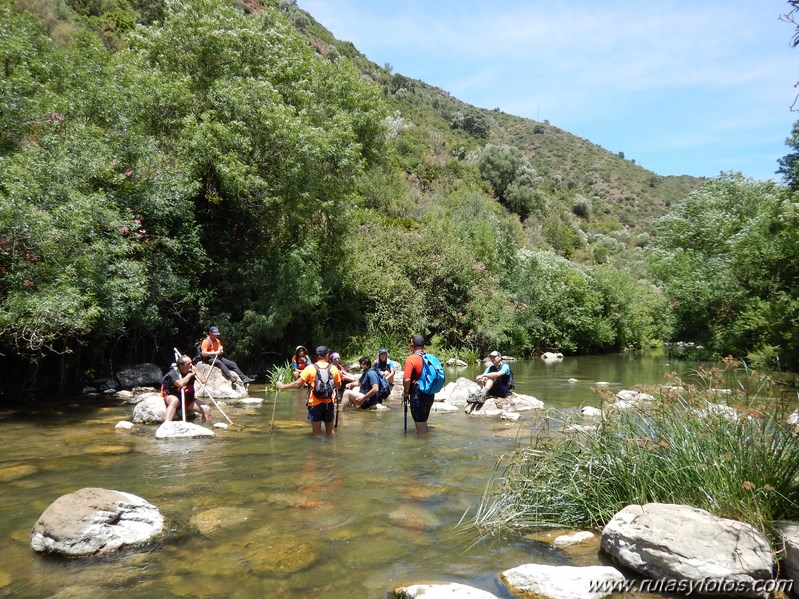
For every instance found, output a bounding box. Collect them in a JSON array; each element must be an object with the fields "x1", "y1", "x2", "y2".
[{"x1": 0, "y1": 351, "x2": 692, "y2": 598}]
